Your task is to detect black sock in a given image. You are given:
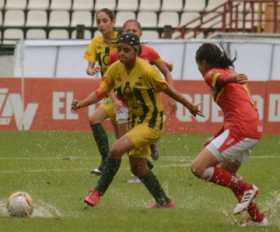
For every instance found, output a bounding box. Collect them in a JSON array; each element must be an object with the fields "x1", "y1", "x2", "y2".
[
  {"x1": 147, "y1": 160, "x2": 154, "y2": 170},
  {"x1": 95, "y1": 158, "x2": 121, "y2": 195},
  {"x1": 140, "y1": 171, "x2": 170, "y2": 206},
  {"x1": 90, "y1": 123, "x2": 109, "y2": 166}
]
